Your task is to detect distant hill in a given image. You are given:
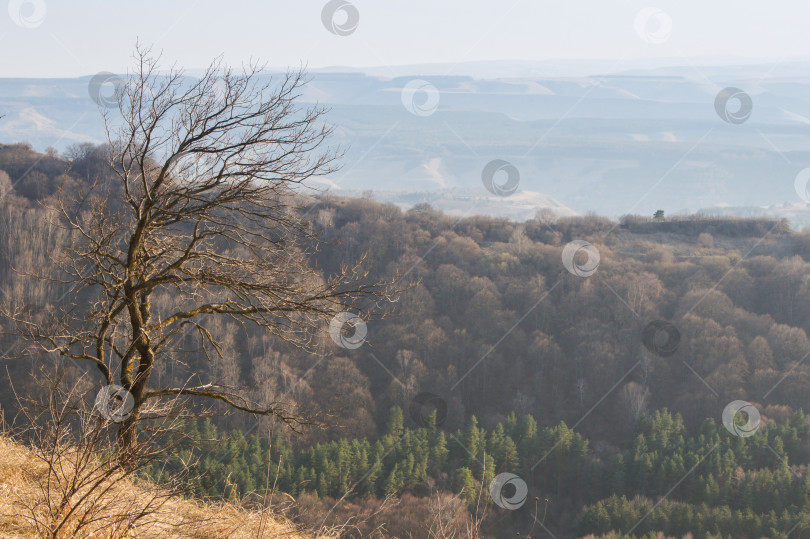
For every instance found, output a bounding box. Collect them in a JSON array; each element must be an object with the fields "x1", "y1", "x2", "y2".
[{"x1": 1, "y1": 61, "x2": 810, "y2": 223}]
